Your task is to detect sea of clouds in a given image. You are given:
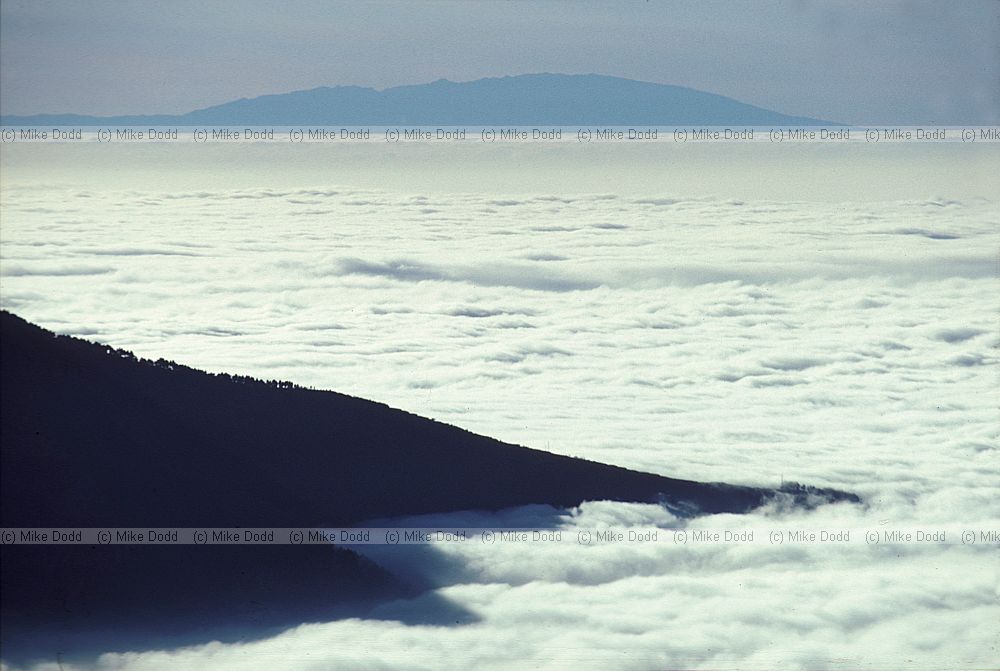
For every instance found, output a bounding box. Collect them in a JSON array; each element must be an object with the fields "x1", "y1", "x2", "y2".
[{"x1": 0, "y1": 144, "x2": 997, "y2": 669}]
